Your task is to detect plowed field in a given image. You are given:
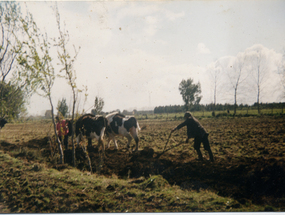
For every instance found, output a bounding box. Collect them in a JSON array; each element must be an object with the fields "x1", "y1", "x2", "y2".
[{"x1": 1, "y1": 115, "x2": 285, "y2": 211}]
